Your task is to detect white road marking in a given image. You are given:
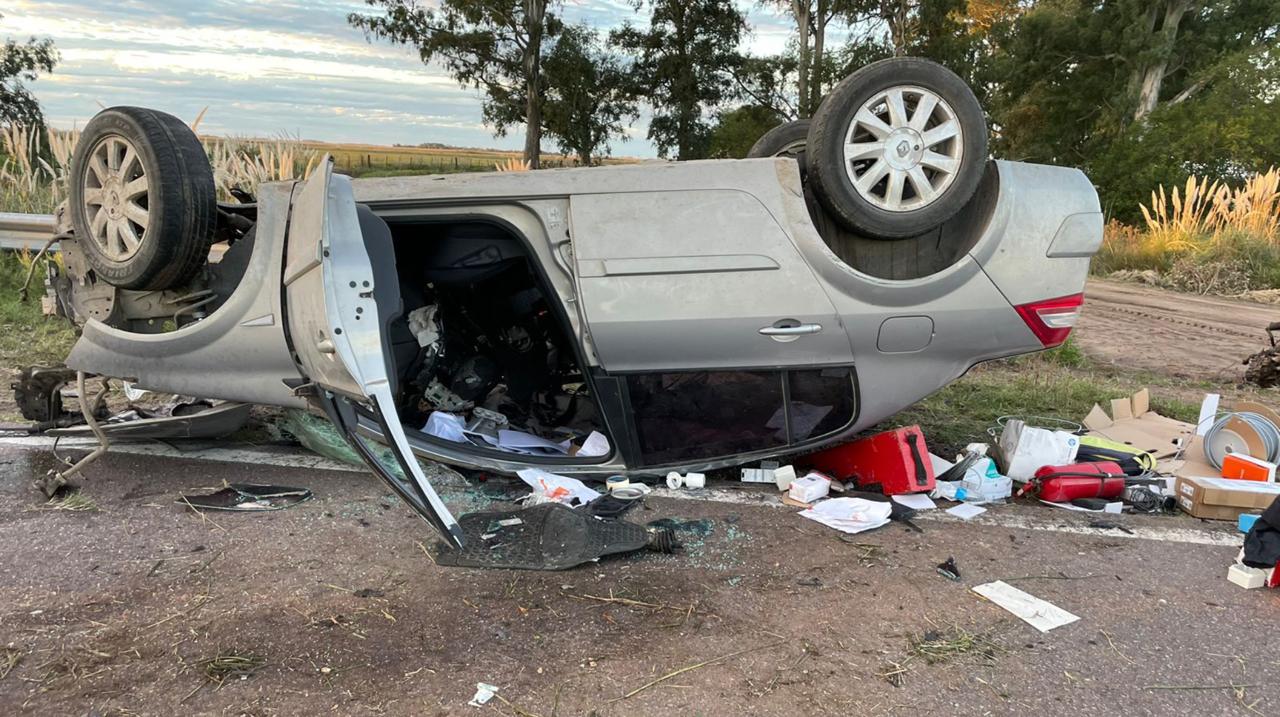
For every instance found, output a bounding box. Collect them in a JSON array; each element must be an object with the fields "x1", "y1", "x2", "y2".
[{"x1": 0, "y1": 436, "x2": 1244, "y2": 548}]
